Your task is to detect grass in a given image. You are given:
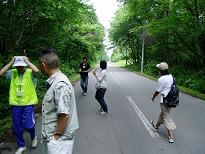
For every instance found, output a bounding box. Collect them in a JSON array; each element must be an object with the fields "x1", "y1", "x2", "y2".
[
  {"x1": 0, "y1": 116, "x2": 12, "y2": 137},
  {"x1": 116, "y1": 61, "x2": 205, "y2": 101}
]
